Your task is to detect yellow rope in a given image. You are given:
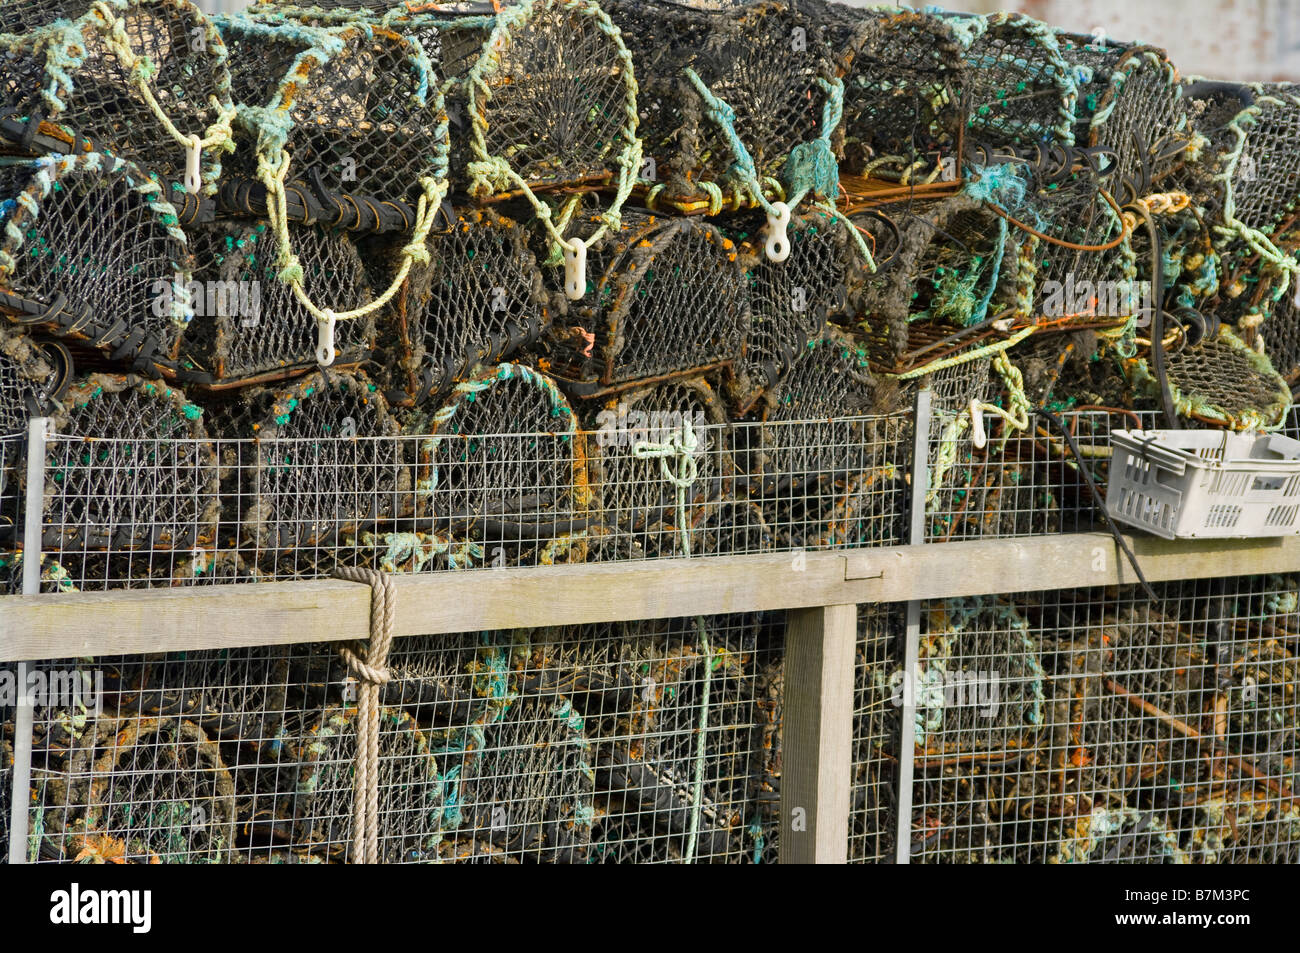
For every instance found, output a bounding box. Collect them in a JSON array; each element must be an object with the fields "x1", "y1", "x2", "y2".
[
  {"x1": 90, "y1": 1, "x2": 235, "y2": 189},
  {"x1": 257, "y1": 148, "x2": 445, "y2": 362},
  {"x1": 890, "y1": 324, "x2": 1037, "y2": 381}
]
